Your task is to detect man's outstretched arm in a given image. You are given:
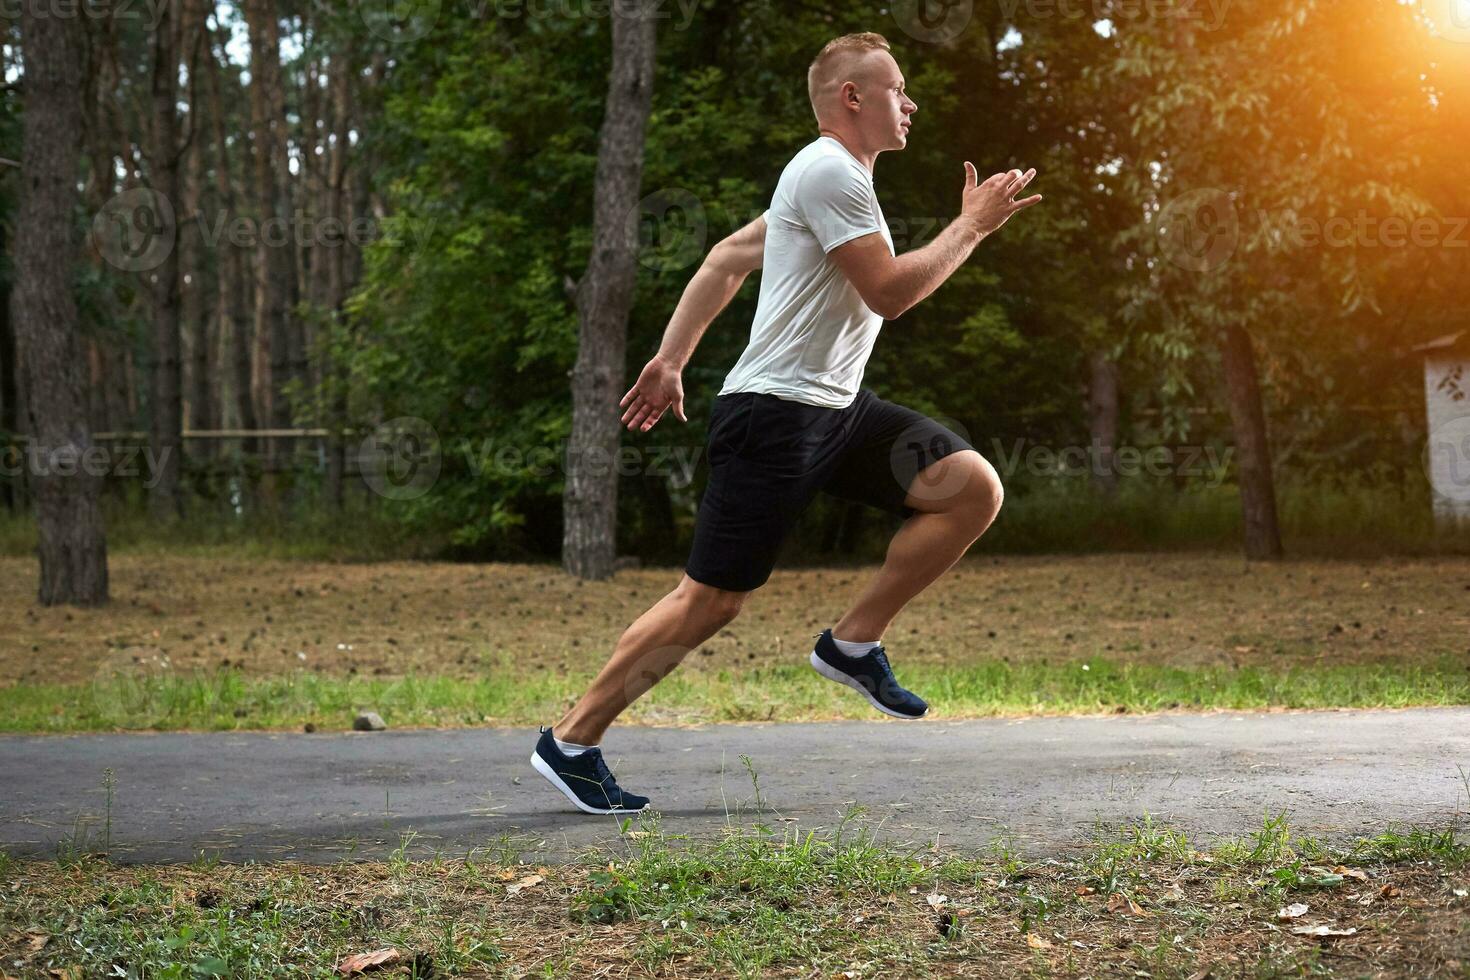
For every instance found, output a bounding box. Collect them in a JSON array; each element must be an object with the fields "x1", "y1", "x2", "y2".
[
  {"x1": 620, "y1": 216, "x2": 767, "y2": 432},
  {"x1": 831, "y1": 164, "x2": 1040, "y2": 321}
]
